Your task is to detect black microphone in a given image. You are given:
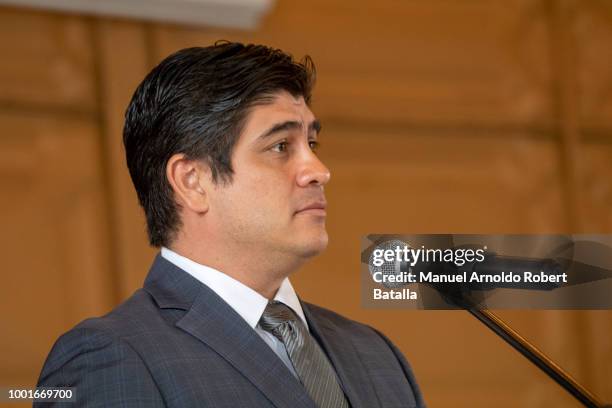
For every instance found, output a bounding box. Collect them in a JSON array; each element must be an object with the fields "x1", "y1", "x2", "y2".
[{"x1": 367, "y1": 239, "x2": 411, "y2": 288}]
